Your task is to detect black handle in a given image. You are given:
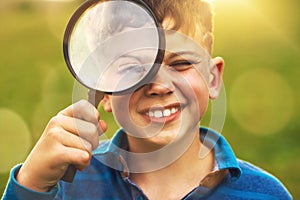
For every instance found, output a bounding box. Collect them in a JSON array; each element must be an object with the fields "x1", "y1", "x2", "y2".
[
  {"x1": 61, "y1": 165, "x2": 76, "y2": 182},
  {"x1": 61, "y1": 90, "x2": 103, "y2": 182}
]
